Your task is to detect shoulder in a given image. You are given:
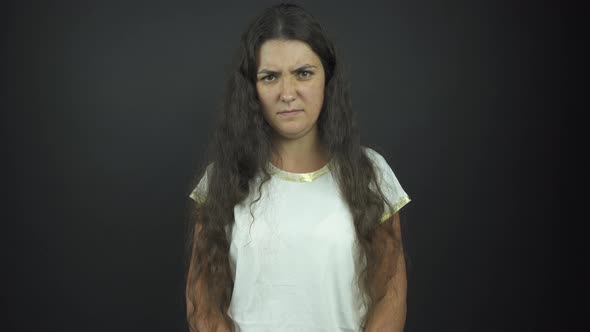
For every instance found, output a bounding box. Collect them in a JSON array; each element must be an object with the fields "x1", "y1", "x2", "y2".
[
  {"x1": 362, "y1": 146, "x2": 412, "y2": 220},
  {"x1": 189, "y1": 162, "x2": 215, "y2": 204},
  {"x1": 362, "y1": 146, "x2": 390, "y2": 172}
]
